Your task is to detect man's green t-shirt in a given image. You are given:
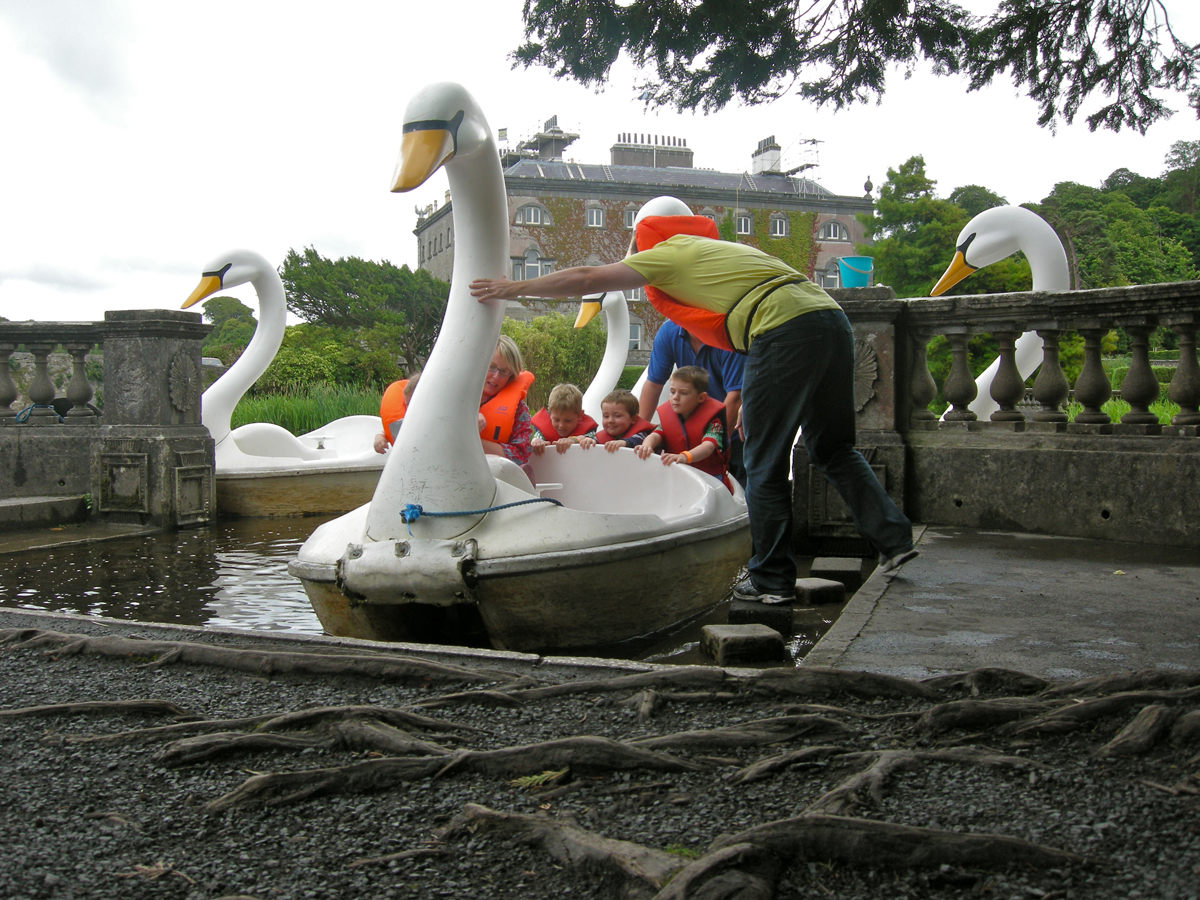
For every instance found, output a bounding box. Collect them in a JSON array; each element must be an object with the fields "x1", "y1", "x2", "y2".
[{"x1": 623, "y1": 234, "x2": 840, "y2": 351}]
